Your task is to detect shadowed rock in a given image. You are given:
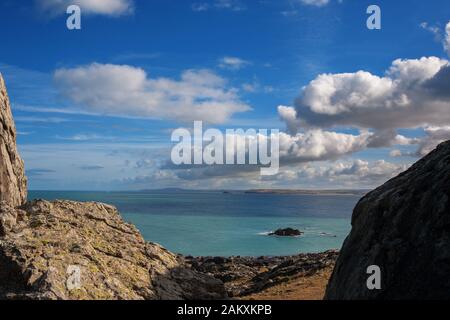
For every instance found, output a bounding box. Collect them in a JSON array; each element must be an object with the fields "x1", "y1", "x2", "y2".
[{"x1": 325, "y1": 140, "x2": 450, "y2": 300}]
